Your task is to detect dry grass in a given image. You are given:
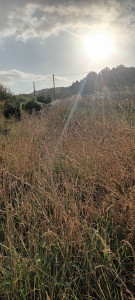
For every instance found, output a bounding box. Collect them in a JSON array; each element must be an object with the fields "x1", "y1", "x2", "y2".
[{"x1": 0, "y1": 97, "x2": 135, "y2": 299}]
